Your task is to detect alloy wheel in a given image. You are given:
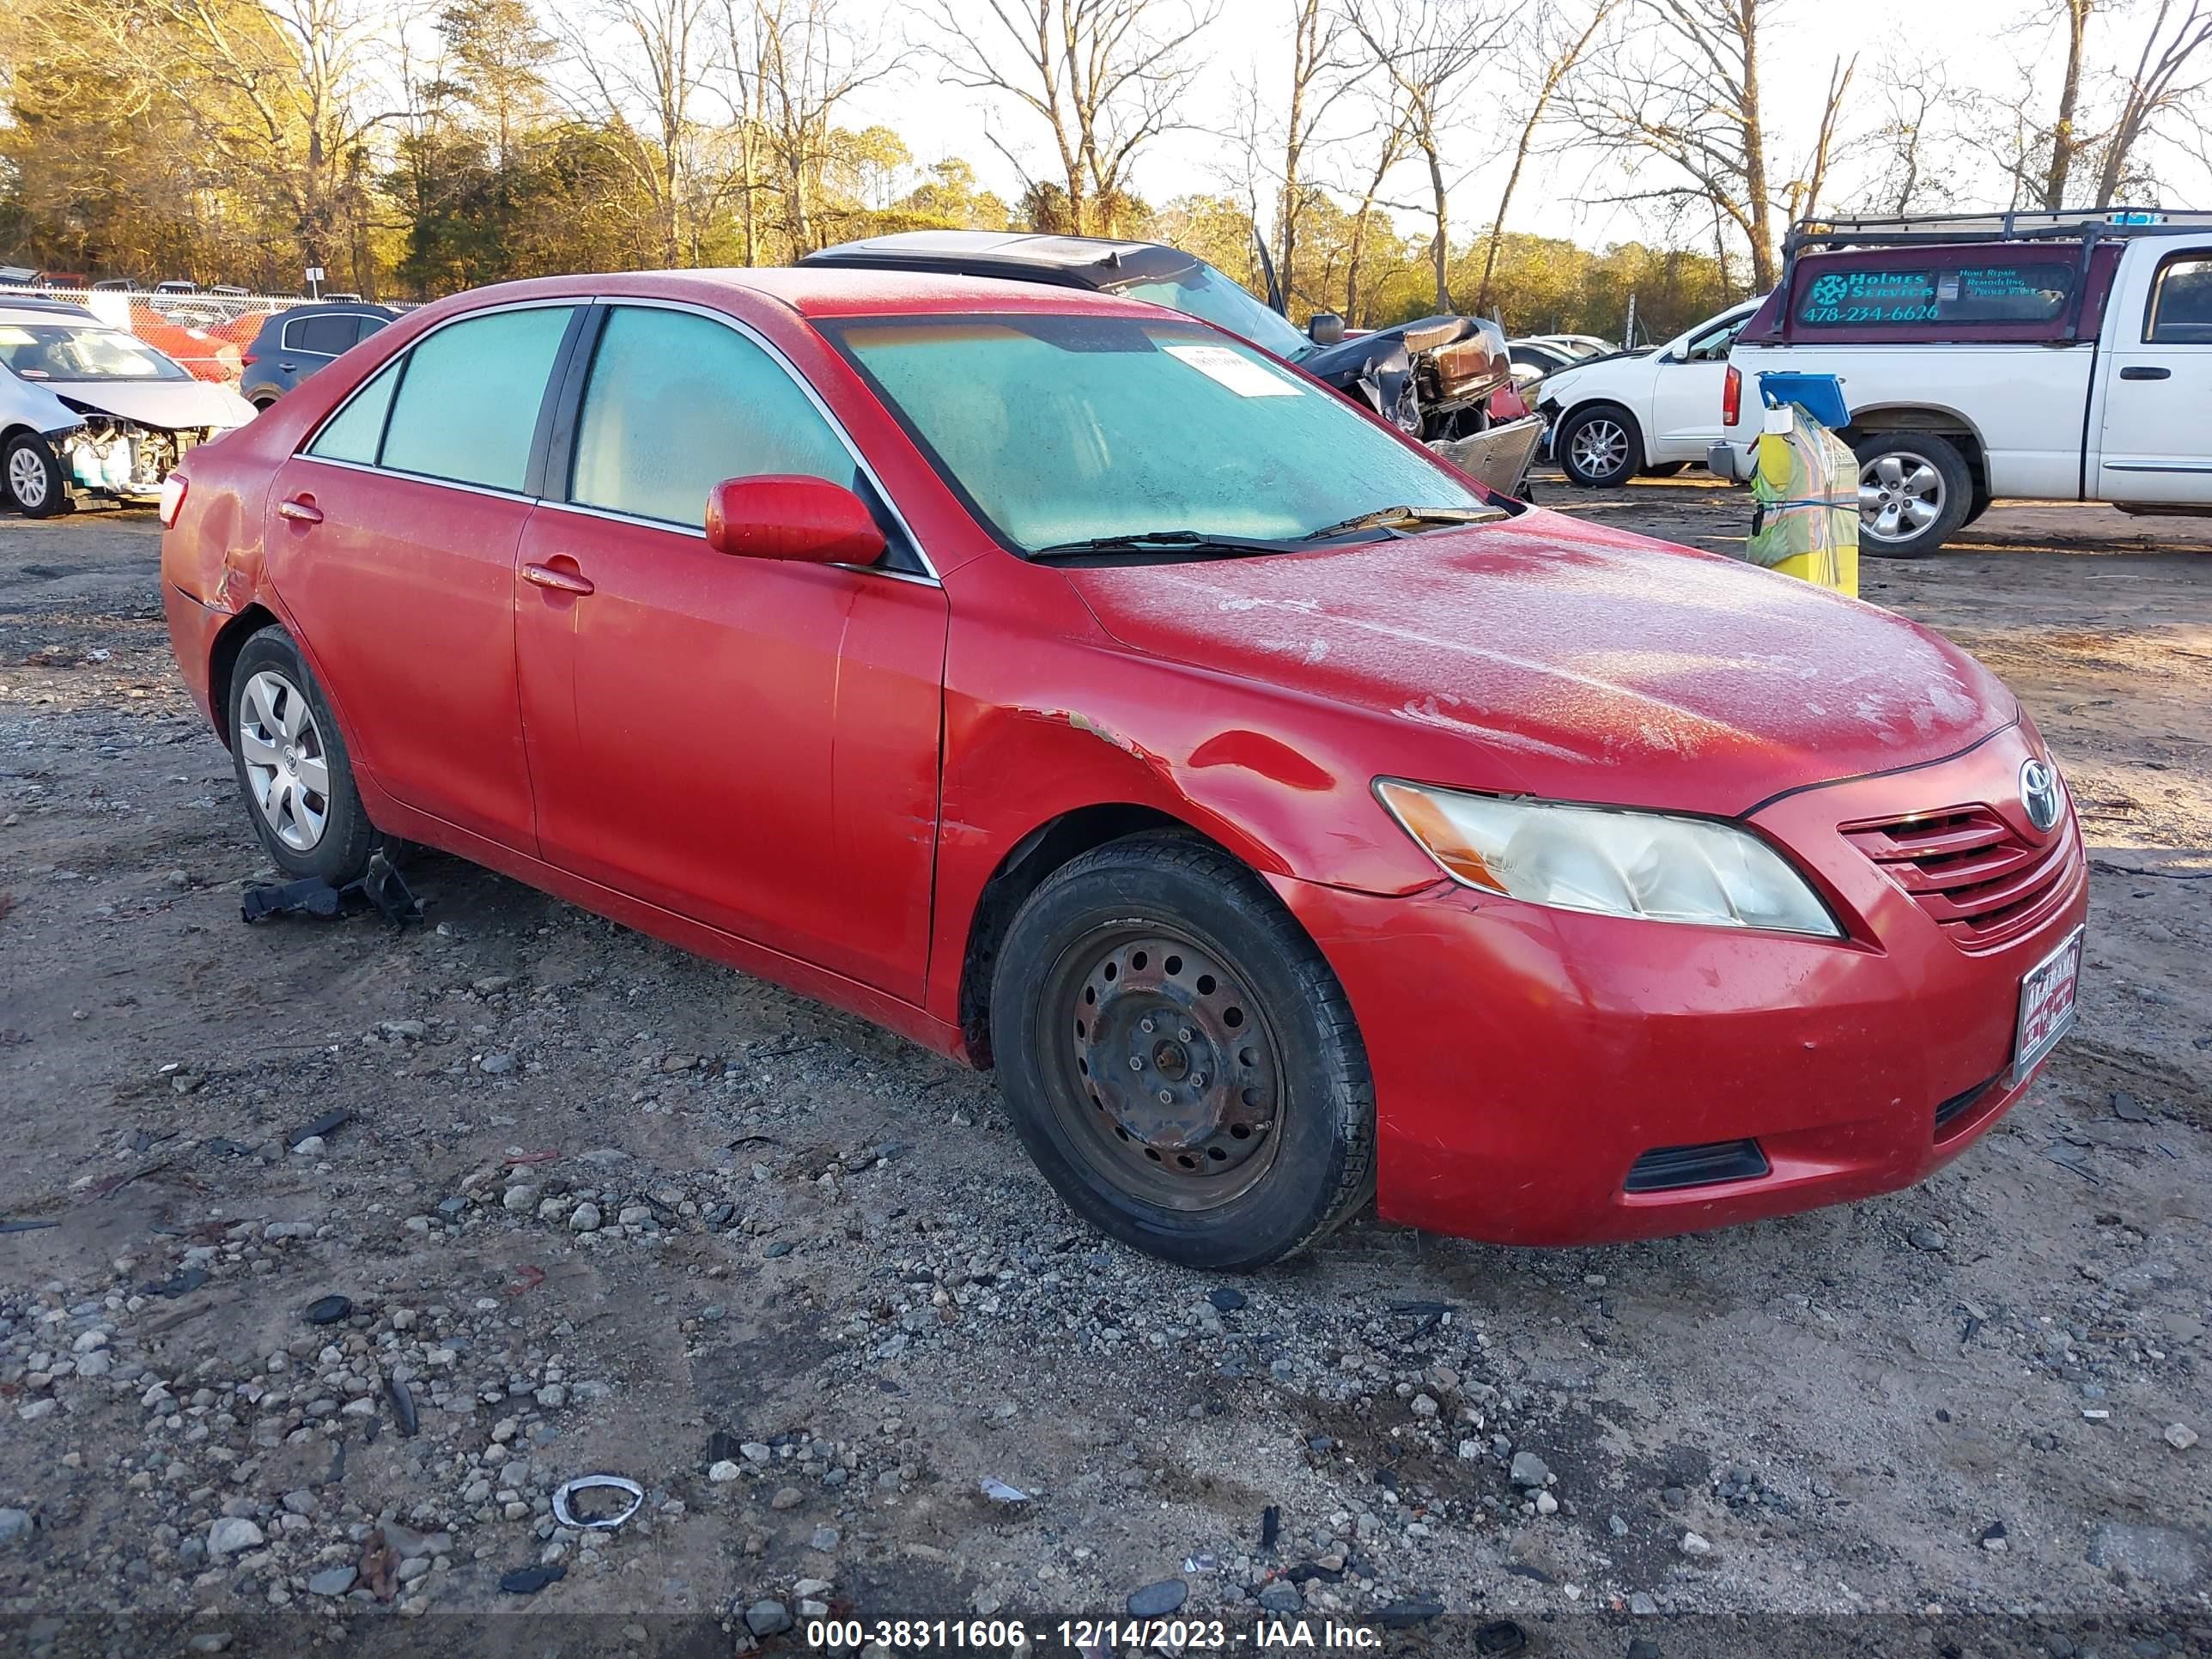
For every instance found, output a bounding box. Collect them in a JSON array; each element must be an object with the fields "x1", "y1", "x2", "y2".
[
  {"x1": 237, "y1": 668, "x2": 331, "y2": 852},
  {"x1": 1039, "y1": 926, "x2": 1285, "y2": 1212},
  {"x1": 7, "y1": 445, "x2": 50, "y2": 509},
  {"x1": 1569, "y1": 417, "x2": 1629, "y2": 480},
  {"x1": 1858, "y1": 451, "x2": 1945, "y2": 543}
]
